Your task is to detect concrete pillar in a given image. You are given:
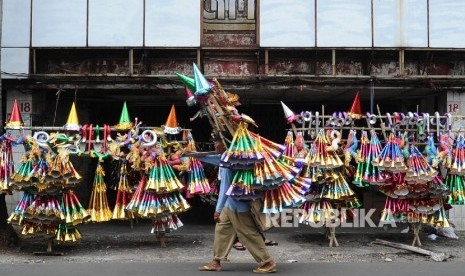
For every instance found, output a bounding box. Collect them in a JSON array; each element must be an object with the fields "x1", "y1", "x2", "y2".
[
  {"x1": 447, "y1": 90, "x2": 465, "y2": 230},
  {"x1": 4, "y1": 89, "x2": 32, "y2": 213}
]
